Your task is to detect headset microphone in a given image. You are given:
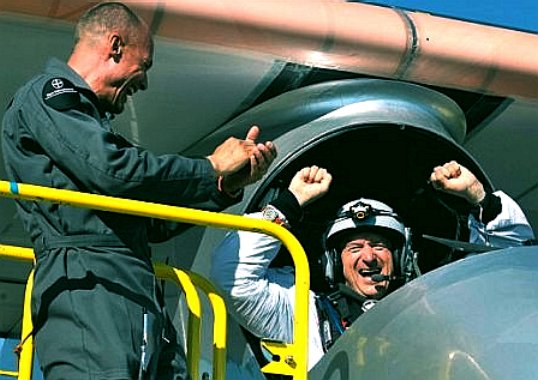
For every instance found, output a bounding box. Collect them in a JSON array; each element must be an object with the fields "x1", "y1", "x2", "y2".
[{"x1": 371, "y1": 274, "x2": 396, "y2": 282}]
